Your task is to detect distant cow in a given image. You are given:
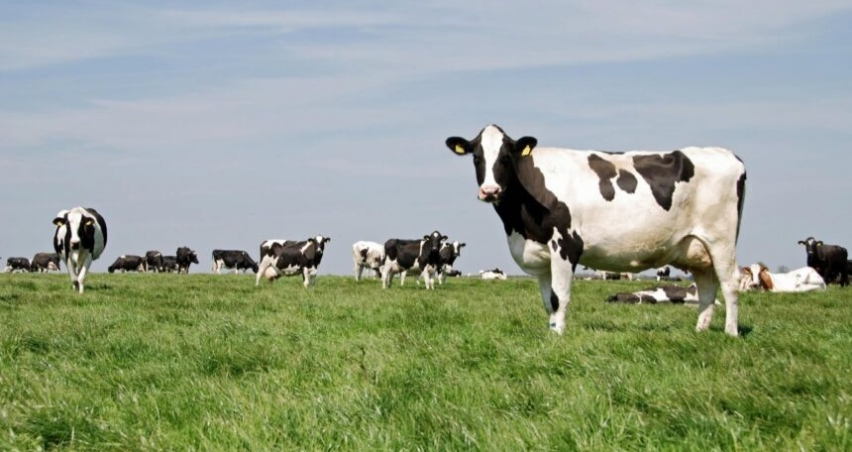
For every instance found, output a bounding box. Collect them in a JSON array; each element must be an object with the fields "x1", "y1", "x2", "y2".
[
  {"x1": 436, "y1": 241, "x2": 466, "y2": 284},
  {"x1": 4, "y1": 257, "x2": 31, "y2": 273},
  {"x1": 256, "y1": 236, "x2": 331, "y2": 288},
  {"x1": 352, "y1": 241, "x2": 385, "y2": 281},
  {"x1": 606, "y1": 284, "x2": 719, "y2": 305},
  {"x1": 176, "y1": 247, "x2": 199, "y2": 274},
  {"x1": 446, "y1": 125, "x2": 745, "y2": 335},
  {"x1": 53, "y1": 206, "x2": 107, "y2": 293},
  {"x1": 30, "y1": 252, "x2": 61, "y2": 272},
  {"x1": 480, "y1": 268, "x2": 507, "y2": 280},
  {"x1": 108, "y1": 255, "x2": 146, "y2": 273},
  {"x1": 211, "y1": 249, "x2": 258, "y2": 274},
  {"x1": 380, "y1": 231, "x2": 447, "y2": 289},
  {"x1": 161, "y1": 255, "x2": 179, "y2": 273},
  {"x1": 798, "y1": 237, "x2": 848, "y2": 286},
  {"x1": 656, "y1": 266, "x2": 671, "y2": 281},
  {"x1": 145, "y1": 250, "x2": 164, "y2": 272},
  {"x1": 739, "y1": 264, "x2": 825, "y2": 293}
]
